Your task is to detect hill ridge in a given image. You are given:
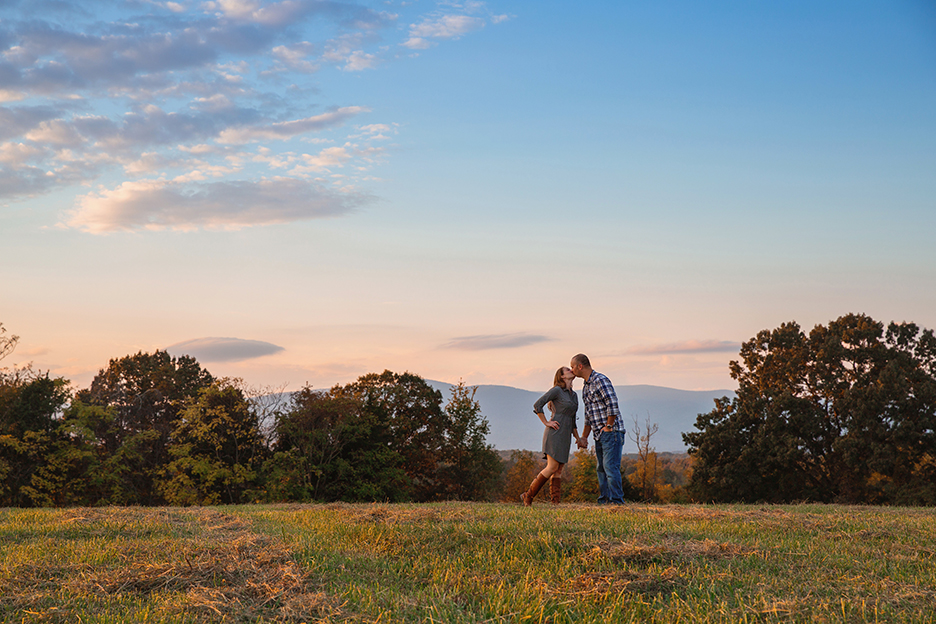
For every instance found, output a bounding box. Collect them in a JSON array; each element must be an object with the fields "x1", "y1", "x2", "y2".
[{"x1": 428, "y1": 380, "x2": 735, "y2": 453}]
